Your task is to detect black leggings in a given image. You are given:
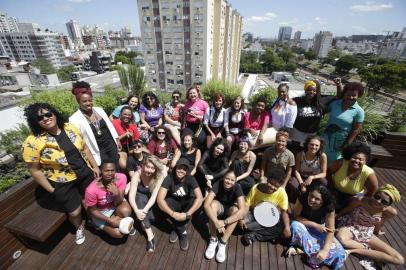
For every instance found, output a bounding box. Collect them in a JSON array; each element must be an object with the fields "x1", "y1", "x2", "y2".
[
  {"x1": 135, "y1": 192, "x2": 155, "y2": 228},
  {"x1": 165, "y1": 197, "x2": 194, "y2": 234}
]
